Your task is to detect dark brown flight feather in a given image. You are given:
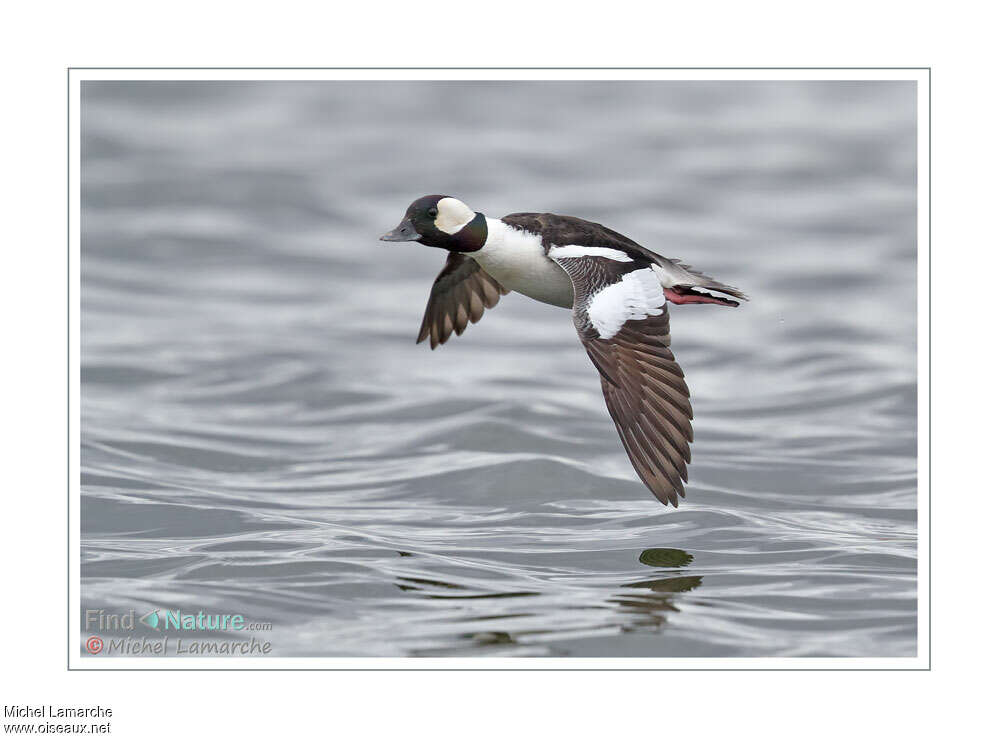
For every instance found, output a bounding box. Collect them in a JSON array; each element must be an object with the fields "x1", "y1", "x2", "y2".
[{"x1": 417, "y1": 252, "x2": 509, "y2": 349}]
